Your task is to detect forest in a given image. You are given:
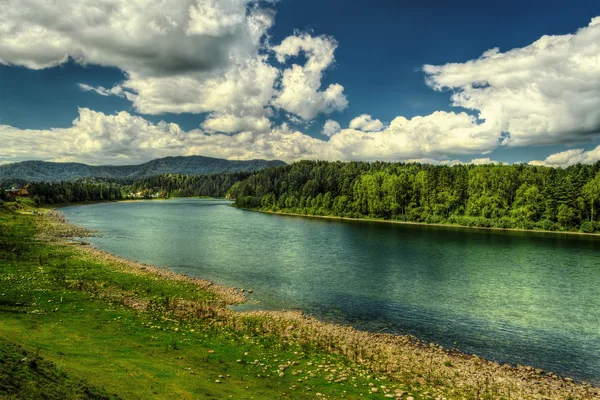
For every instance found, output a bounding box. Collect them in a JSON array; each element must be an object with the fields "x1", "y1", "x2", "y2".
[
  {"x1": 228, "y1": 160, "x2": 600, "y2": 233},
  {"x1": 25, "y1": 179, "x2": 126, "y2": 204},
  {"x1": 1, "y1": 172, "x2": 252, "y2": 205},
  {"x1": 127, "y1": 172, "x2": 252, "y2": 198},
  {"x1": 5, "y1": 160, "x2": 600, "y2": 233}
]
